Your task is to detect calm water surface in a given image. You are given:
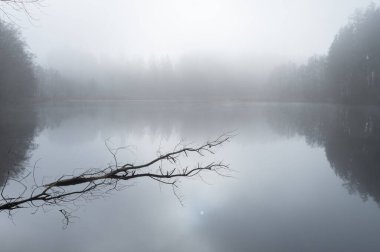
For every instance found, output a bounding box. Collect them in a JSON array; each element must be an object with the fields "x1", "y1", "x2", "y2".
[{"x1": 1, "y1": 102, "x2": 380, "y2": 252}]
